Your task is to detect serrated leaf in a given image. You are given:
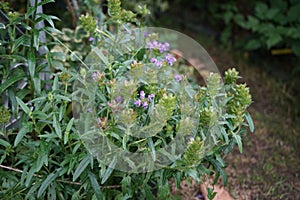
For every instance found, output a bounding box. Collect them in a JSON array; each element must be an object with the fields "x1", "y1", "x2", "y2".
[
  {"x1": 245, "y1": 112, "x2": 254, "y2": 132},
  {"x1": 73, "y1": 155, "x2": 90, "y2": 181},
  {"x1": 53, "y1": 115, "x2": 62, "y2": 138},
  {"x1": 0, "y1": 70, "x2": 26, "y2": 95},
  {"x1": 88, "y1": 172, "x2": 102, "y2": 199},
  {"x1": 101, "y1": 156, "x2": 117, "y2": 184},
  {"x1": 14, "y1": 122, "x2": 33, "y2": 147},
  {"x1": 37, "y1": 169, "x2": 60, "y2": 198},
  {"x1": 16, "y1": 97, "x2": 30, "y2": 114}
]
